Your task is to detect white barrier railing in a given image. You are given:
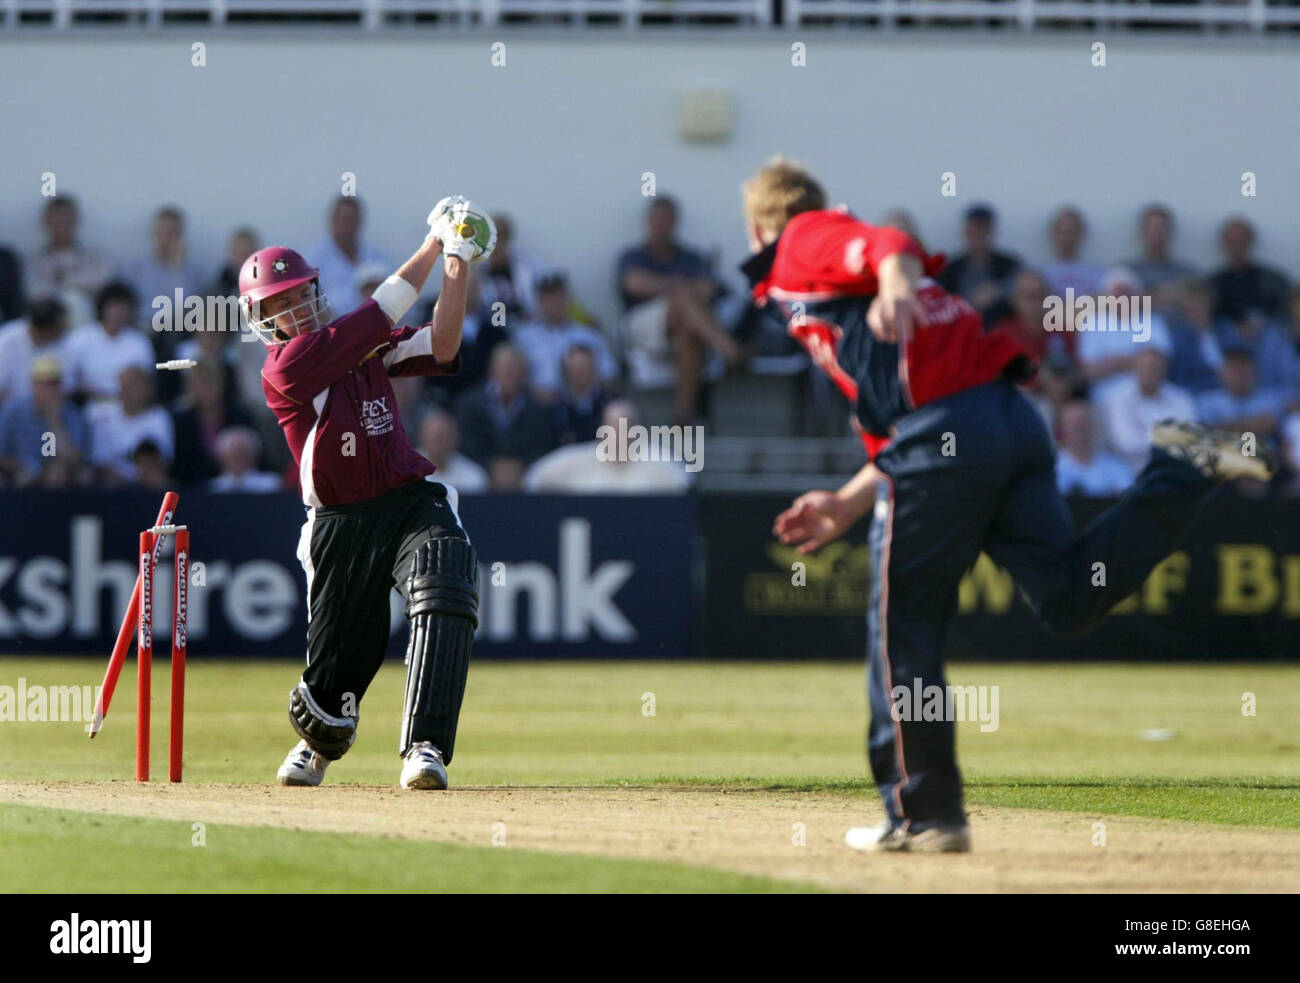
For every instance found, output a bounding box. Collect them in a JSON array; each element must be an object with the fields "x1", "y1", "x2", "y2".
[{"x1": 4, "y1": 0, "x2": 1300, "y2": 30}]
